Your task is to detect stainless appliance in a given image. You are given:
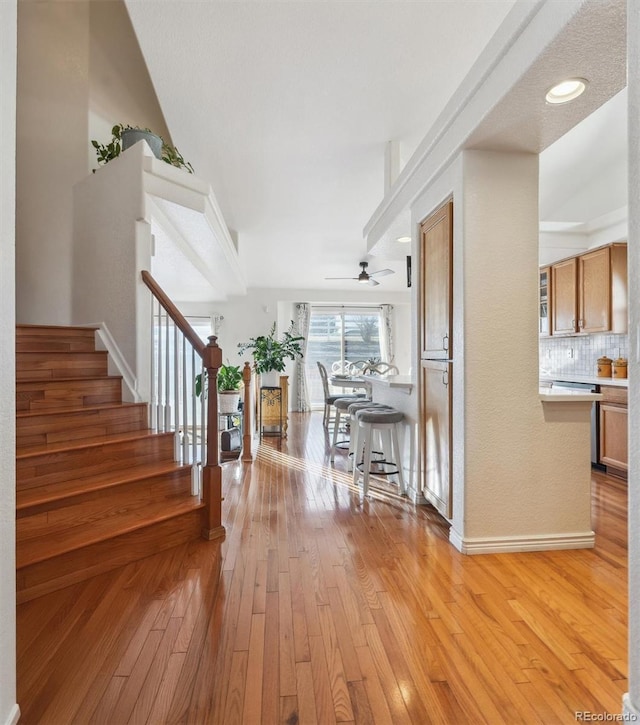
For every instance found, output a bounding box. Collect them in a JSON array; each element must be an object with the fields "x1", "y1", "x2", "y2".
[{"x1": 550, "y1": 380, "x2": 601, "y2": 467}]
